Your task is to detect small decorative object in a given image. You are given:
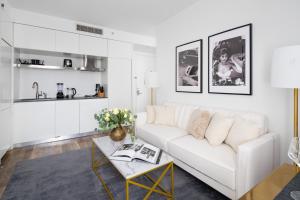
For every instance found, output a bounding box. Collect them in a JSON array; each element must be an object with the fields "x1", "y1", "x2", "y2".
[
  {"x1": 98, "y1": 86, "x2": 105, "y2": 97},
  {"x1": 127, "y1": 120, "x2": 137, "y2": 143},
  {"x1": 208, "y1": 24, "x2": 252, "y2": 95},
  {"x1": 176, "y1": 39, "x2": 203, "y2": 93},
  {"x1": 95, "y1": 108, "x2": 136, "y2": 141}
]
